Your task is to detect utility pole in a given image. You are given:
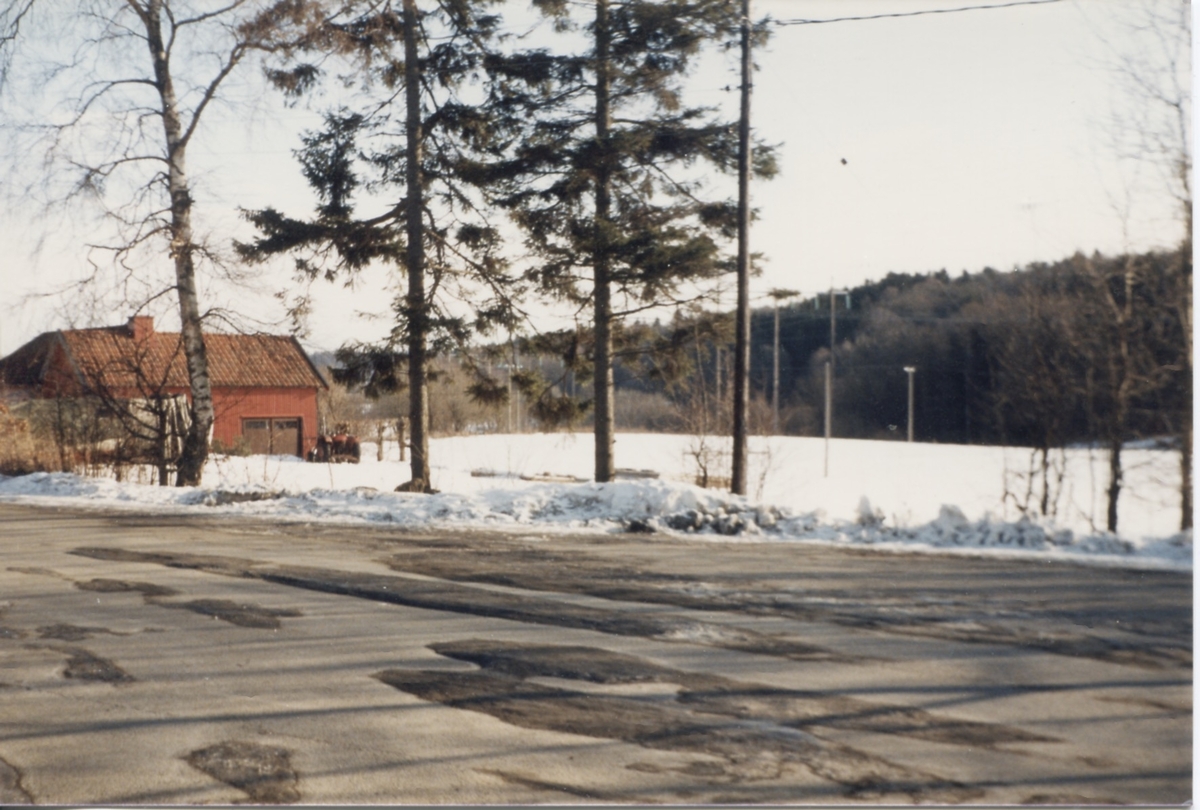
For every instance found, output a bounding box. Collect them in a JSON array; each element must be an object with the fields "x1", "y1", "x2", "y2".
[
  {"x1": 904, "y1": 365, "x2": 916, "y2": 443},
  {"x1": 731, "y1": 0, "x2": 752, "y2": 495},
  {"x1": 768, "y1": 288, "x2": 799, "y2": 435}
]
